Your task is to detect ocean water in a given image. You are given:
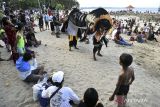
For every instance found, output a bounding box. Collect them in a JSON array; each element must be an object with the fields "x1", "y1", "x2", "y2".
[{"x1": 80, "y1": 7, "x2": 159, "y2": 13}]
